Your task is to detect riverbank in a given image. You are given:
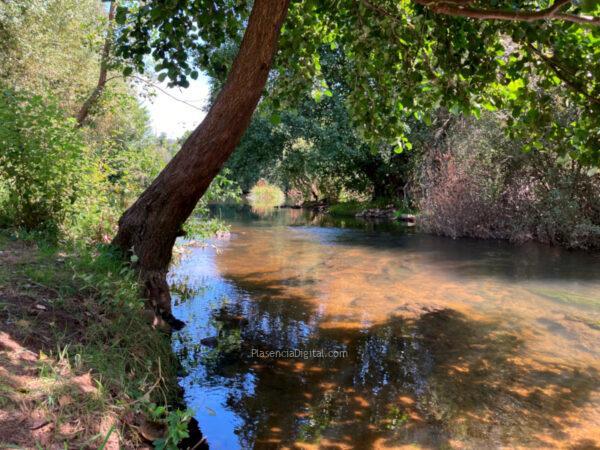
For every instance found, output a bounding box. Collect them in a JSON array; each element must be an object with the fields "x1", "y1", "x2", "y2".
[
  {"x1": 303, "y1": 197, "x2": 599, "y2": 250},
  {"x1": 0, "y1": 231, "x2": 190, "y2": 448},
  {"x1": 292, "y1": 199, "x2": 412, "y2": 219}
]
